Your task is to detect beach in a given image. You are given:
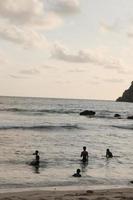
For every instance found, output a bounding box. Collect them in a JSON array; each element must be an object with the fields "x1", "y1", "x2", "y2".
[
  {"x1": 0, "y1": 96, "x2": 133, "y2": 190},
  {"x1": 1, "y1": 0, "x2": 133, "y2": 197},
  {"x1": 0, "y1": 188, "x2": 133, "y2": 200}
]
